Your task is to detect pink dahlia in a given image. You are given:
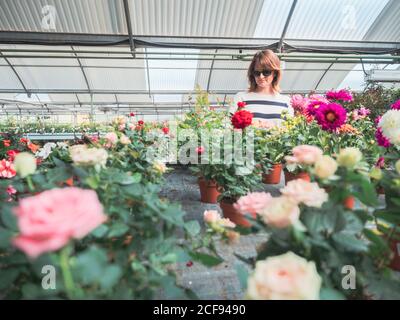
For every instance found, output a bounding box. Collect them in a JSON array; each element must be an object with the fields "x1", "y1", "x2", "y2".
[
  {"x1": 391, "y1": 99, "x2": 400, "y2": 110},
  {"x1": 315, "y1": 103, "x2": 347, "y2": 131},
  {"x1": 326, "y1": 89, "x2": 353, "y2": 102},
  {"x1": 290, "y1": 94, "x2": 309, "y2": 114},
  {"x1": 234, "y1": 192, "x2": 273, "y2": 216},
  {"x1": 12, "y1": 187, "x2": 107, "y2": 258}
]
